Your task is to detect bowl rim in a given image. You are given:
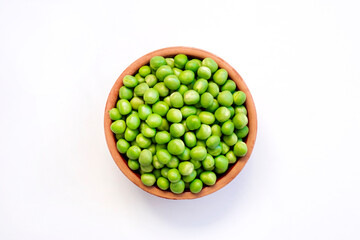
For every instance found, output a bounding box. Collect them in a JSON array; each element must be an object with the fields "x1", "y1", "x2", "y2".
[{"x1": 104, "y1": 46, "x2": 257, "y2": 200}]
